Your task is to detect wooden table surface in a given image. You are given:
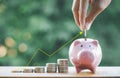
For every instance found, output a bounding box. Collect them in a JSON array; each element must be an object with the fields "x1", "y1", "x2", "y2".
[{"x1": 0, "y1": 66, "x2": 120, "y2": 78}]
